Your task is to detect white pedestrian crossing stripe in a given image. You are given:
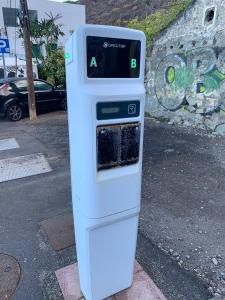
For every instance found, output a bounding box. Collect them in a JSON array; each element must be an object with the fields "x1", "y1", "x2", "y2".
[
  {"x1": 0, "y1": 153, "x2": 52, "y2": 183},
  {"x1": 0, "y1": 138, "x2": 19, "y2": 151}
]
